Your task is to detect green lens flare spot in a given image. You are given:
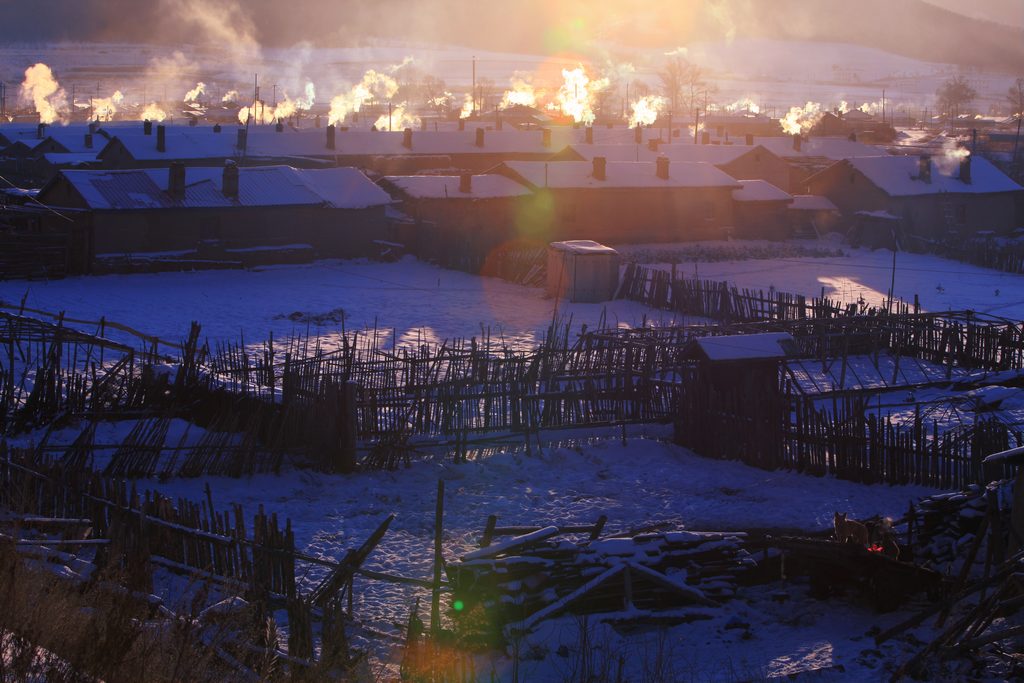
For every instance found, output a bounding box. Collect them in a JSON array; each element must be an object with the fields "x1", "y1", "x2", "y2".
[{"x1": 453, "y1": 599, "x2": 465, "y2": 612}]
